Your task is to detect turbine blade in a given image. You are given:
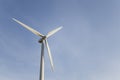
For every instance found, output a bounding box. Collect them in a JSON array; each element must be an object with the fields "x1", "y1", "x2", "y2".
[
  {"x1": 45, "y1": 39, "x2": 54, "y2": 71},
  {"x1": 12, "y1": 18, "x2": 44, "y2": 37},
  {"x1": 46, "y1": 26, "x2": 62, "y2": 38}
]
